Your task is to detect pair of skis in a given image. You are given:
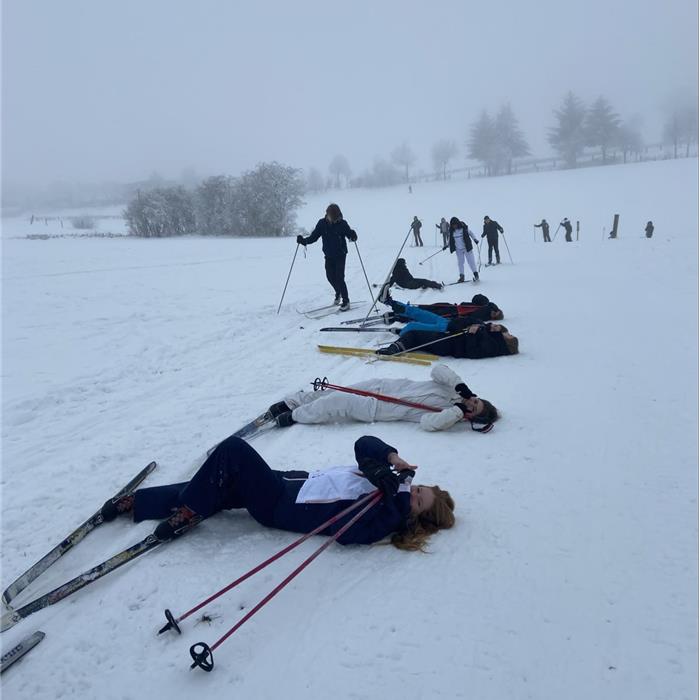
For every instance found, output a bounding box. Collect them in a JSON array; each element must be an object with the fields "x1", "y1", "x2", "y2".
[
  {"x1": 317, "y1": 344, "x2": 437, "y2": 366},
  {"x1": 298, "y1": 301, "x2": 365, "y2": 320},
  {"x1": 2, "y1": 407, "x2": 283, "y2": 634}
]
